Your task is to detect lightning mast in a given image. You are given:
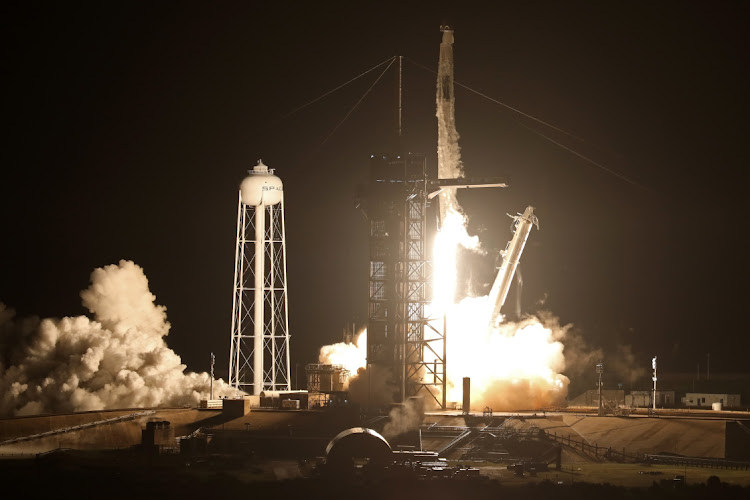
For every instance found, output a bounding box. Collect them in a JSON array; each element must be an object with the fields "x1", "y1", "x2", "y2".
[{"x1": 229, "y1": 160, "x2": 291, "y2": 395}]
